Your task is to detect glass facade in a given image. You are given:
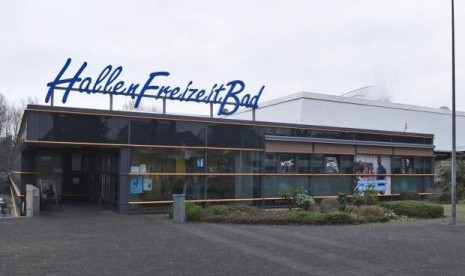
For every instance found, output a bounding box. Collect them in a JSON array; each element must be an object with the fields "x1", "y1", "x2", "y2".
[{"x1": 16, "y1": 108, "x2": 435, "y2": 213}]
